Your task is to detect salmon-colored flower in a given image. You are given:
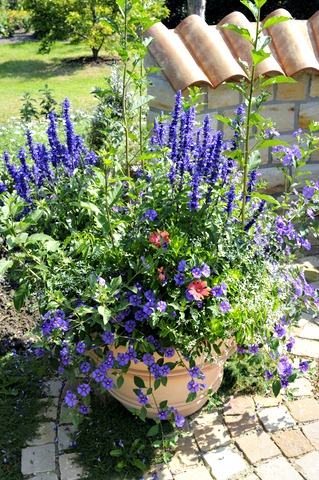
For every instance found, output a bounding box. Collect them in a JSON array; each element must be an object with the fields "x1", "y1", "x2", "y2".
[
  {"x1": 158, "y1": 266, "x2": 167, "y2": 283},
  {"x1": 149, "y1": 231, "x2": 170, "y2": 247},
  {"x1": 187, "y1": 280, "x2": 211, "y2": 301}
]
